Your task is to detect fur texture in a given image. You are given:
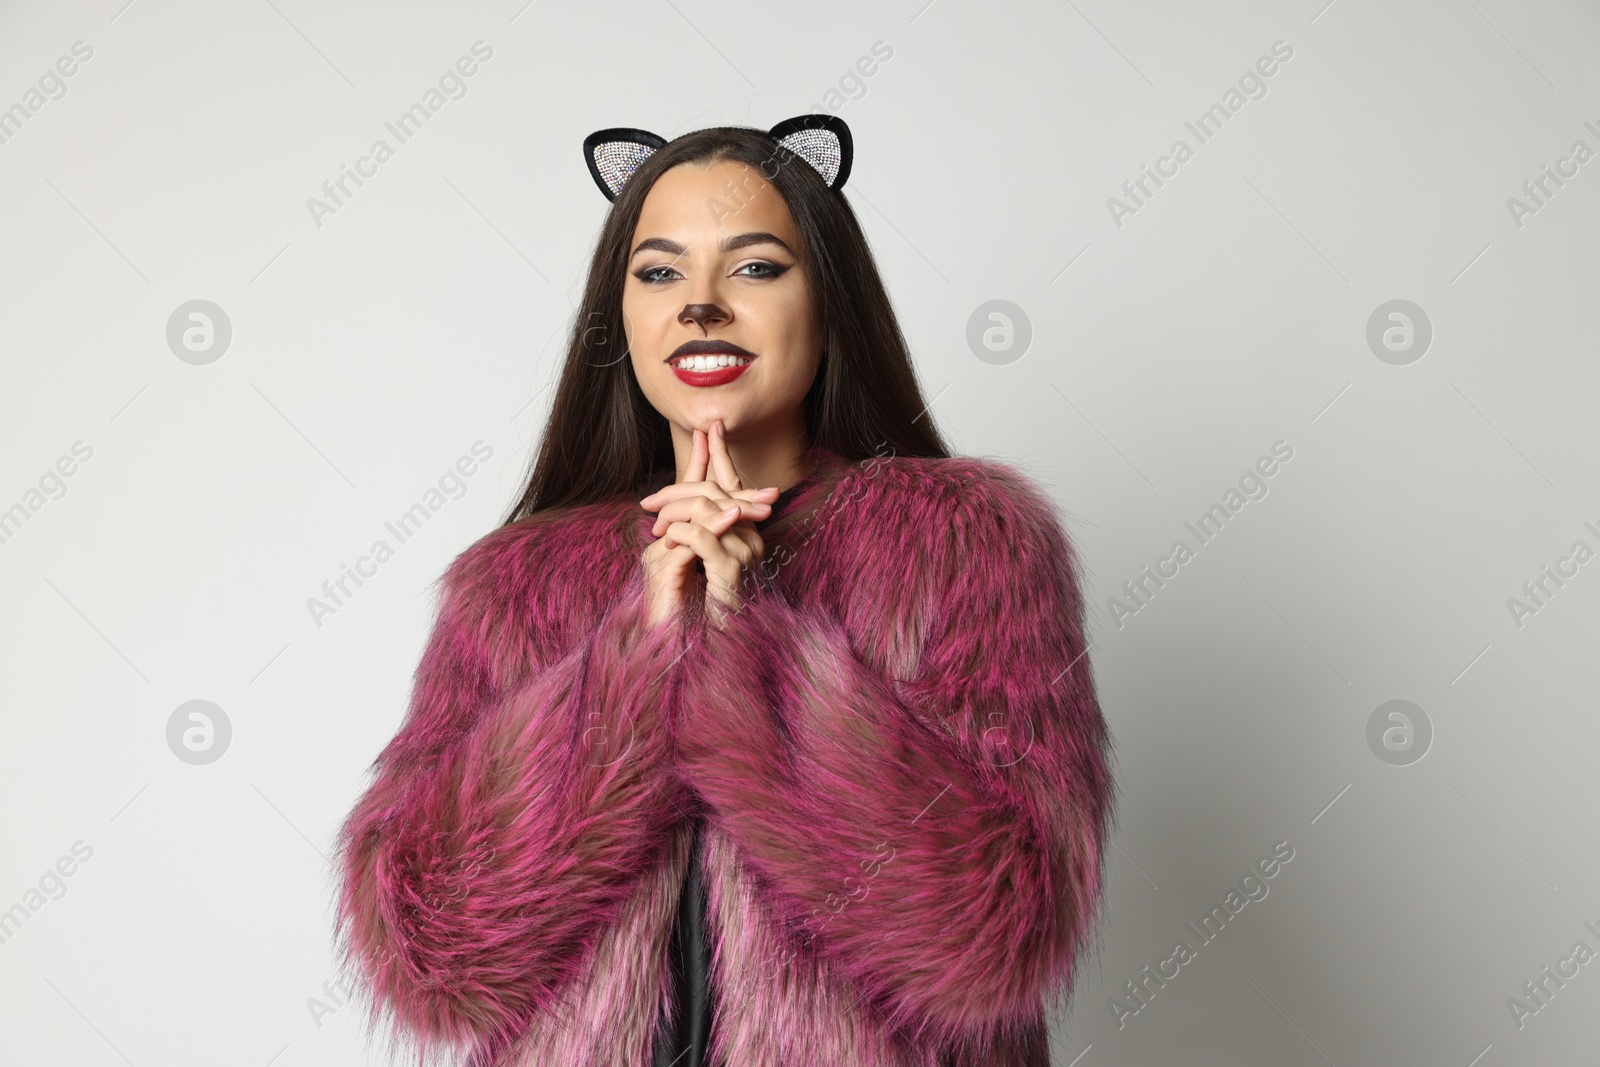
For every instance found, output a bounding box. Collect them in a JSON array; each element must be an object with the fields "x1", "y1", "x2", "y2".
[{"x1": 332, "y1": 447, "x2": 1115, "y2": 1067}]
